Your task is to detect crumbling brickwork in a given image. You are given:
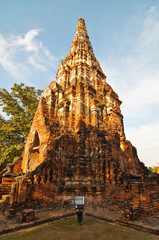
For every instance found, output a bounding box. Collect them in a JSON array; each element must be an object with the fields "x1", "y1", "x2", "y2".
[{"x1": 0, "y1": 18, "x2": 159, "y2": 218}]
